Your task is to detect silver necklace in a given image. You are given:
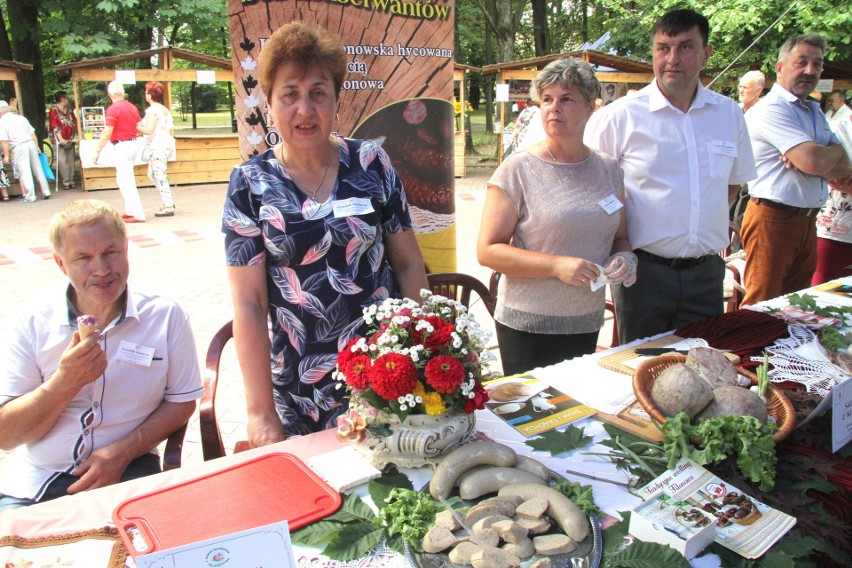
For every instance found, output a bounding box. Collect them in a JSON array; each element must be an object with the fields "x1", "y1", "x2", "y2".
[
  {"x1": 281, "y1": 140, "x2": 334, "y2": 202},
  {"x1": 545, "y1": 140, "x2": 560, "y2": 163},
  {"x1": 545, "y1": 140, "x2": 589, "y2": 164}
]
